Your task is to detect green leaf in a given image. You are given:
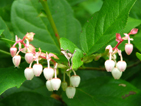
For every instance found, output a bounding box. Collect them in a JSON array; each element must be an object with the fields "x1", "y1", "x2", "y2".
[
  {"x1": 80, "y1": 0, "x2": 137, "y2": 55},
  {"x1": 0, "y1": 17, "x2": 13, "y2": 40},
  {"x1": 133, "y1": 31, "x2": 141, "y2": 52},
  {"x1": 136, "y1": 52, "x2": 141, "y2": 61},
  {"x1": 0, "y1": 64, "x2": 26, "y2": 95},
  {"x1": 11, "y1": 0, "x2": 81, "y2": 53},
  {"x1": 130, "y1": 0, "x2": 141, "y2": 19},
  {"x1": 80, "y1": 0, "x2": 103, "y2": 14},
  {"x1": 1, "y1": 91, "x2": 62, "y2": 106},
  {"x1": 60, "y1": 37, "x2": 77, "y2": 53},
  {"x1": 67, "y1": 0, "x2": 86, "y2": 6},
  {"x1": 1, "y1": 77, "x2": 52, "y2": 99},
  {"x1": 60, "y1": 38, "x2": 83, "y2": 69},
  {"x1": 62, "y1": 77, "x2": 140, "y2": 106},
  {"x1": 0, "y1": 30, "x2": 4, "y2": 35},
  {"x1": 0, "y1": 0, "x2": 14, "y2": 22},
  {"x1": 72, "y1": 48, "x2": 83, "y2": 69},
  {"x1": 121, "y1": 17, "x2": 141, "y2": 33}
]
